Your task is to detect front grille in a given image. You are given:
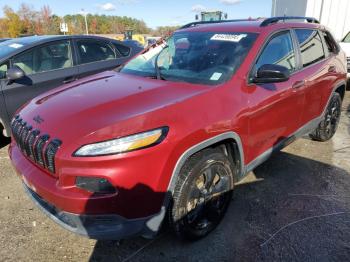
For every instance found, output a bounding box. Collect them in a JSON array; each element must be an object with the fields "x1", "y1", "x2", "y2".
[
  {"x1": 347, "y1": 57, "x2": 350, "y2": 73},
  {"x1": 11, "y1": 115, "x2": 62, "y2": 175}
]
